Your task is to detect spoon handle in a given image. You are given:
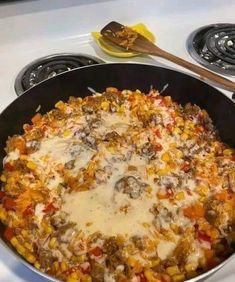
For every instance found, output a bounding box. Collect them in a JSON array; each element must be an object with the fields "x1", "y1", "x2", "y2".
[{"x1": 151, "y1": 47, "x2": 235, "y2": 92}]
